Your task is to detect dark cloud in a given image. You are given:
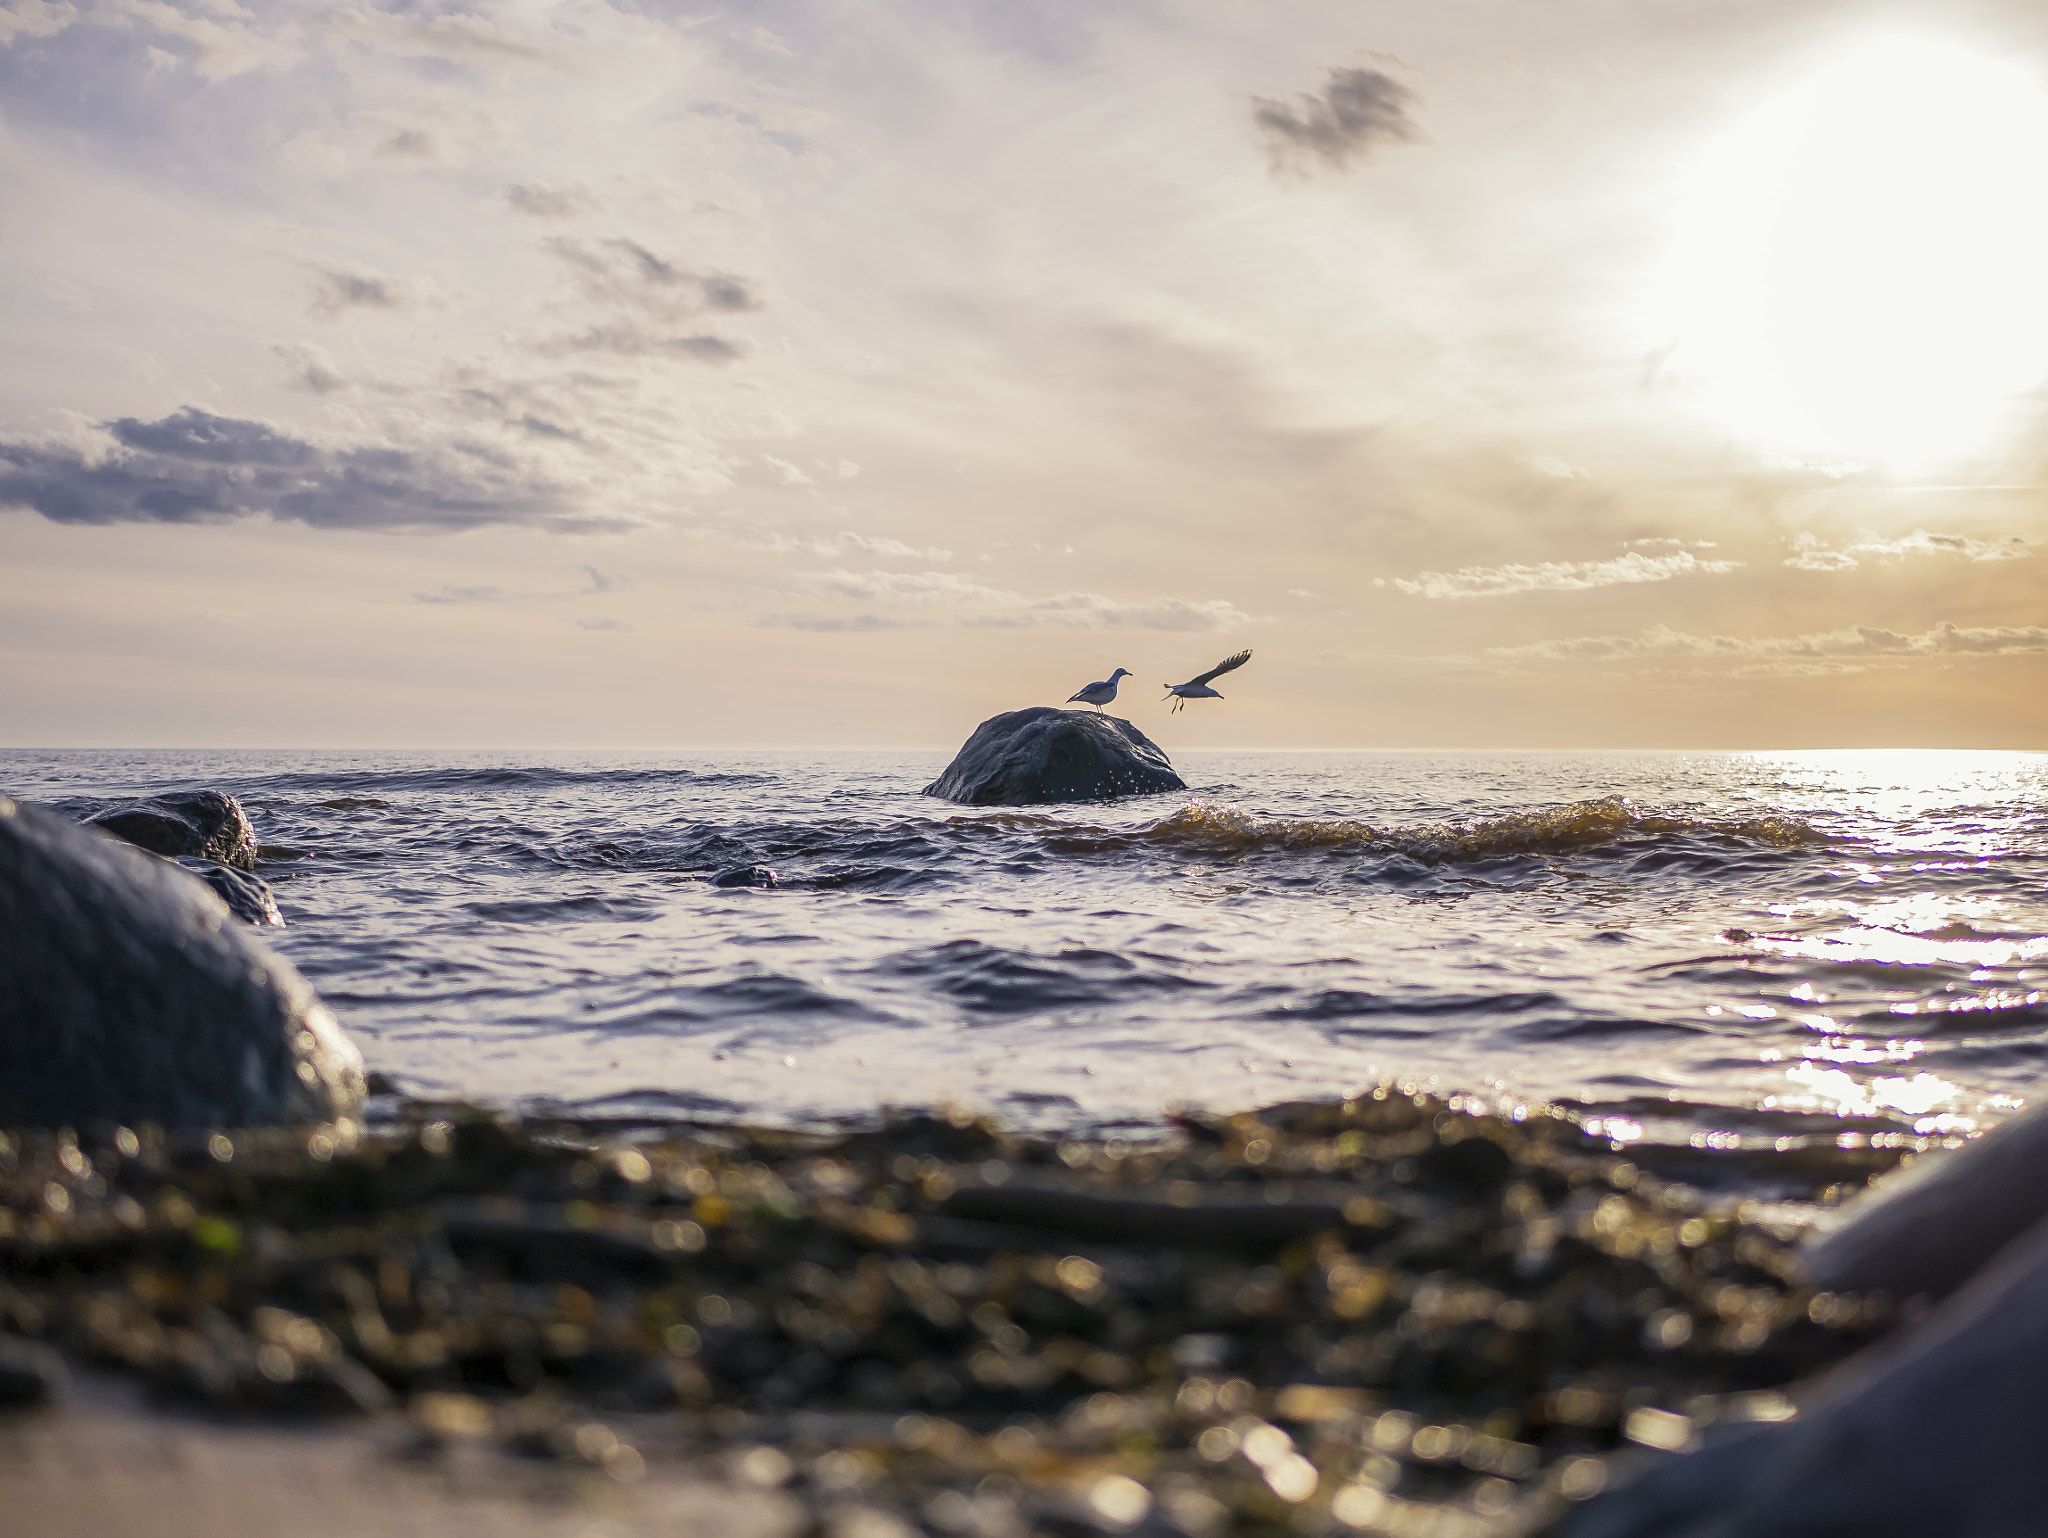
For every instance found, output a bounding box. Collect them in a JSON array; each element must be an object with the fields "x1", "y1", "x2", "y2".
[
  {"x1": 275, "y1": 343, "x2": 346, "y2": 395},
  {"x1": 311, "y1": 266, "x2": 406, "y2": 315},
  {"x1": 1253, "y1": 66, "x2": 1421, "y2": 176},
  {"x1": 0, "y1": 406, "x2": 618, "y2": 534},
  {"x1": 376, "y1": 128, "x2": 436, "y2": 159},
  {"x1": 546, "y1": 237, "x2": 762, "y2": 316},
  {"x1": 580, "y1": 564, "x2": 629, "y2": 593},
  {"x1": 541, "y1": 325, "x2": 743, "y2": 362},
  {"x1": 533, "y1": 238, "x2": 758, "y2": 361},
  {"x1": 507, "y1": 183, "x2": 597, "y2": 219}
]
